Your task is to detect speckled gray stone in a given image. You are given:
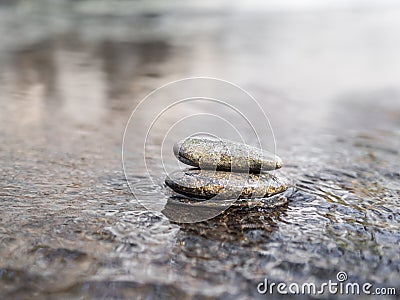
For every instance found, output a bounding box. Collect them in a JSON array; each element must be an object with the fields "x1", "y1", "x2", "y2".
[
  {"x1": 173, "y1": 137, "x2": 282, "y2": 173},
  {"x1": 165, "y1": 169, "x2": 288, "y2": 200}
]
